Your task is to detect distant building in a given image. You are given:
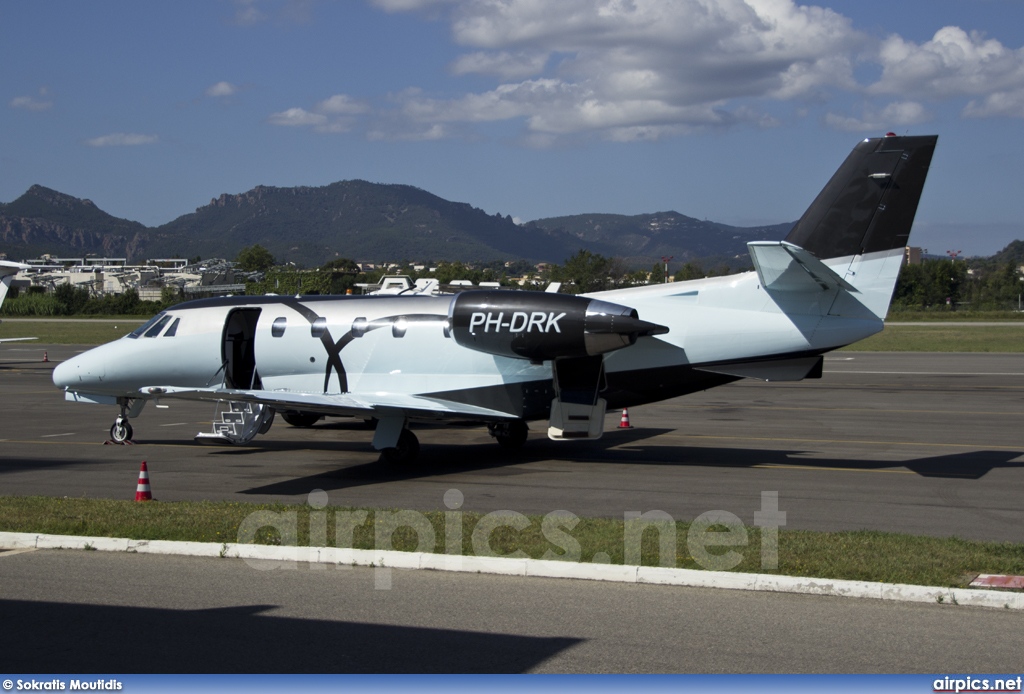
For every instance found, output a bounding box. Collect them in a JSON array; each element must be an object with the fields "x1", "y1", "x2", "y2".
[{"x1": 904, "y1": 247, "x2": 923, "y2": 265}]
